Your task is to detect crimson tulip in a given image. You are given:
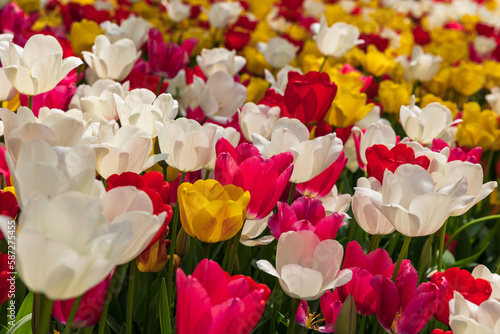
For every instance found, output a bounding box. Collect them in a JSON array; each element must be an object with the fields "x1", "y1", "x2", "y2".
[
  {"x1": 365, "y1": 143, "x2": 430, "y2": 184},
  {"x1": 296, "y1": 151, "x2": 347, "y2": 198},
  {"x1": 268, "y1": 196, "x2": 345, "y2": 241},
  {"x1": 215, "y1": 138, "x2": 294, "y2": 219},
  {"x1": 431, "y1": 267, "x2": 492, "y2": 325},
  {"x1": 176, "y1": 259, "x2": 270, "y2": 334},
  {"x1": 281, "y1": 71, "x2": 337, "y2": 126},
  {"x1": 147, "y1": 28, "x2": 197, "y2": 79},
  {"x1": 0, "y1": 191, "x2": 19, "y2": 219},
  {"x1": 52, "y1": 273, "x2": 113, "y2": 328},
  {"x1": 0, "y1": 252, "x2": 14, "y2": 306}
]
